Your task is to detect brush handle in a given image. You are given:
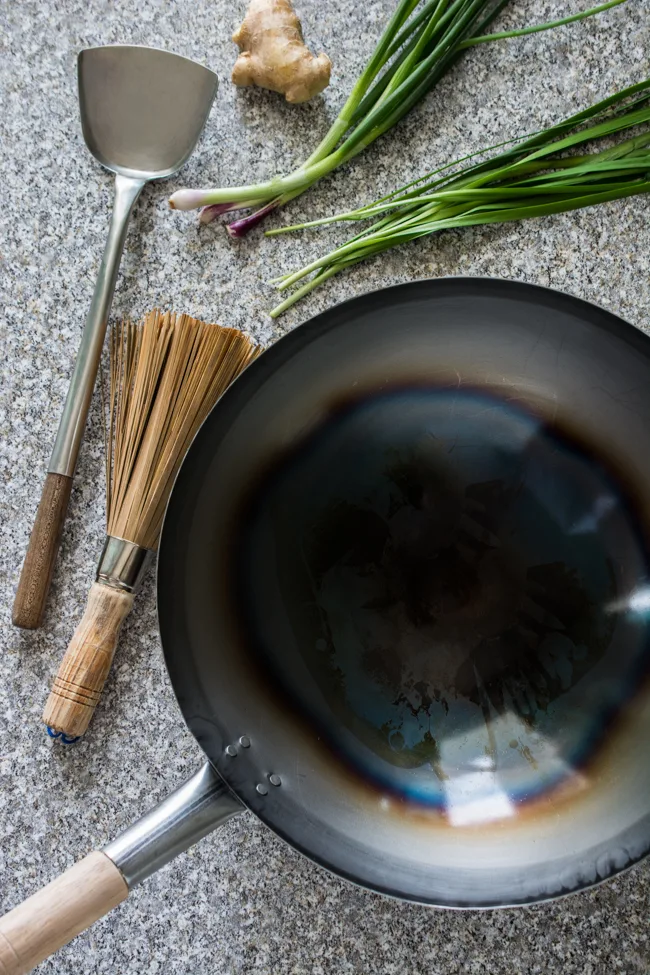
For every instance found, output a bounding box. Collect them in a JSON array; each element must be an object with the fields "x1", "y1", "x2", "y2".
[
  {"x1": 43, "y1": 582, "x2": 134, "y2": 739},
  {"x1": 0, "y1": 852, "x2": 127, "y2": 975},
  {"x1": 12, "y1": 473, "x2": 74, "y2": 630}
]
